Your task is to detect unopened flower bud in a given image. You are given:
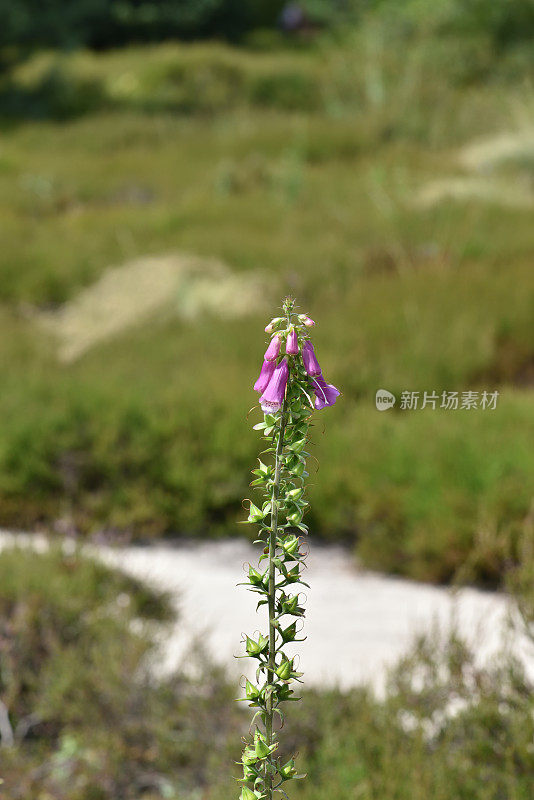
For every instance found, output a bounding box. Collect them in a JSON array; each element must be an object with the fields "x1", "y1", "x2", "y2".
[
  {"x1": 287, "y1": 487, "x2": 304, "y2": 500},
  {"x1": 285, "y1": 328, "x2": 299, "y2": 355},
  {"x1": 265, "y1": 317, "x2": 284, "y2": 333},
  {"x1": 298, "y1": 314, "x2": 315, "y2": 327}
]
